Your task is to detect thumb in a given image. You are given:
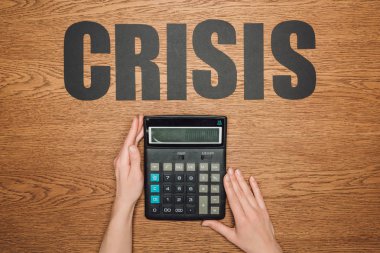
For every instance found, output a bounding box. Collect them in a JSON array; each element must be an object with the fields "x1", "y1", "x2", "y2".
[
  {"x1": 128, "y1": 145, "x2": 141, "y2": 170},
  {"x1": 202, "y1": 220, "x2": 235, "y2": 242}
]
